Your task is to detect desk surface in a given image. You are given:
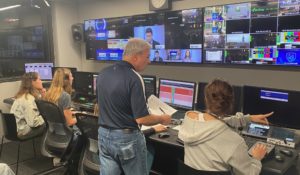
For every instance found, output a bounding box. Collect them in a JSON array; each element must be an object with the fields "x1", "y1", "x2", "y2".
[{"x1": 149, "y1": 128, "x2": 300, "y2": 175}]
